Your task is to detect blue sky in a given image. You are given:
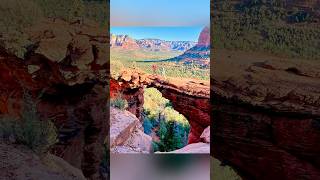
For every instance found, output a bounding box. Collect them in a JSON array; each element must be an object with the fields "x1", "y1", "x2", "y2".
[
  {"x1": 111, "y1": 27, "x2": 204, "y2": 41},
  {"x1": 111, "y1": 0, "x2": 210, "y2": 26}
]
